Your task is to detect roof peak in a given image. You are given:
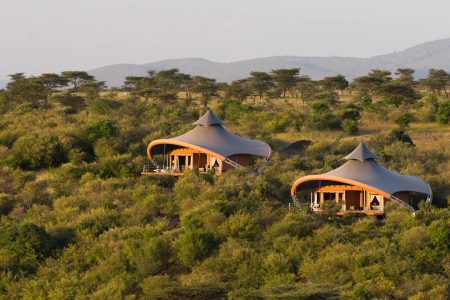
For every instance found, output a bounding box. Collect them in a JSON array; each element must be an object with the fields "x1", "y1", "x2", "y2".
[
  {"x1": 193, "y1": 109, "x2": 224, "y2": 126},
  {"x1": 344, "y1": 143, "x2": 380, "y2": 161}
]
